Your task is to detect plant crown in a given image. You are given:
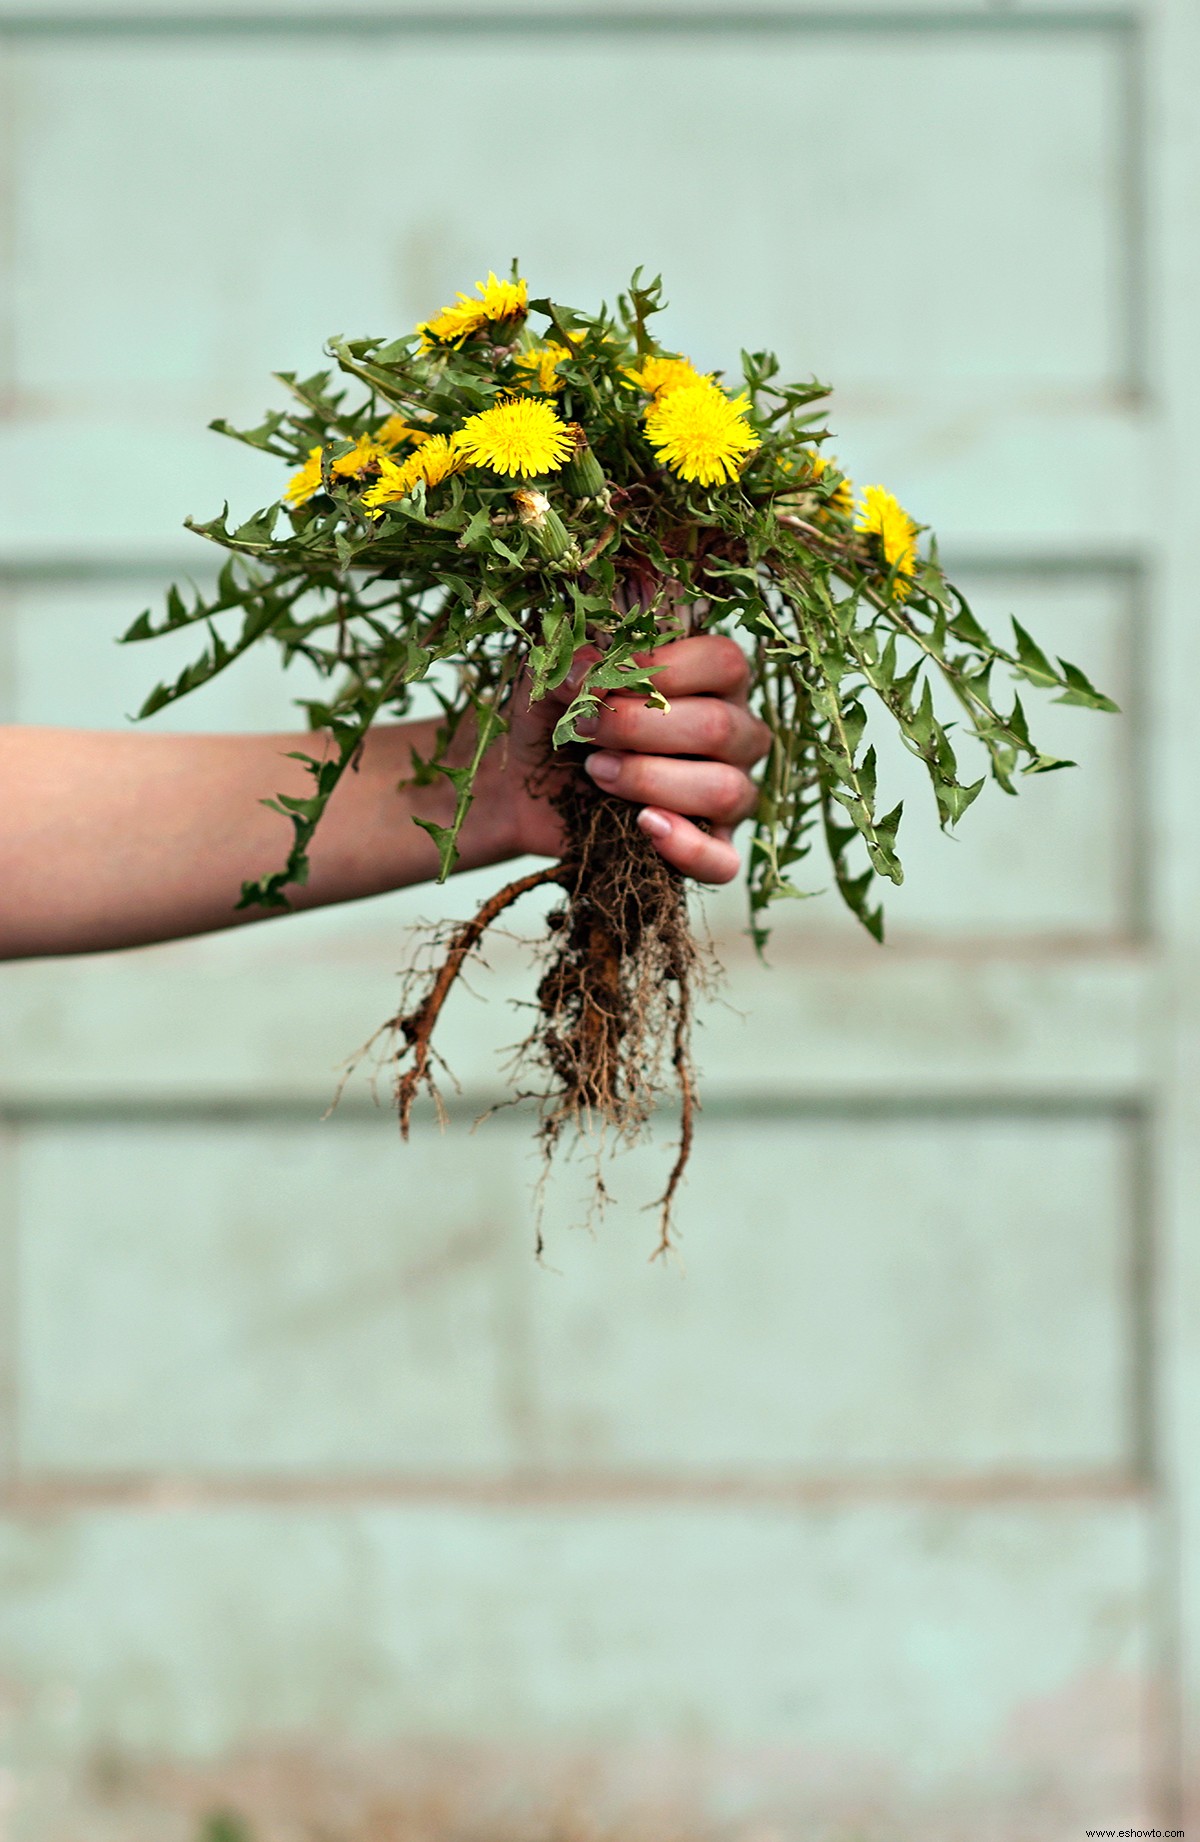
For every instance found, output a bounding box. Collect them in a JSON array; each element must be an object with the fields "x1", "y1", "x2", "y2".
[{"x1": 123, "y1": 268, "x2": 1117, "y2": 945}]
